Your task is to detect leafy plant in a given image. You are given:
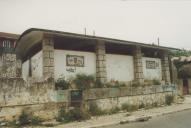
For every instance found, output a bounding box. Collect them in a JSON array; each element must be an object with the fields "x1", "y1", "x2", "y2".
[
  {"x1": 73, "y1": 74, "x2": 95, "y2": 90},
  {"x1": 121, "y1": 103, "x2": 138, "y2": 112},
  {"x1": 153, "y1": 79, "x2": 161, "y2": 85},
  {"x1": 165, "y1": 95, "x2": 174, "y2": 105},
  {"x1": 88, "y1": 103, "x2": 107, "y2": 116},
  {"x1": 172, "y1": 50, "x2": 191, "y2": 57},
  {"x1": 93, "y1": 79, "x2": 104, "y2": 88},
  {"x1": 138, "y1": 103, "x2": 145, "y2": 109},
  {"x1": 31, "y1": 116, "x2": 42, "y2": 125},
  {"x1": 55, "y1": 77, "x2": 70, "y2": 90},
  {"x1": 18, "y1": 111, "x2": 30, "y2": 125},
  {"x1": 57, "y1": 108, "x2": 90, "y2": 123},
  {"x1": 108, "y1": 107, "x2": 120, "y2": 115}
]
